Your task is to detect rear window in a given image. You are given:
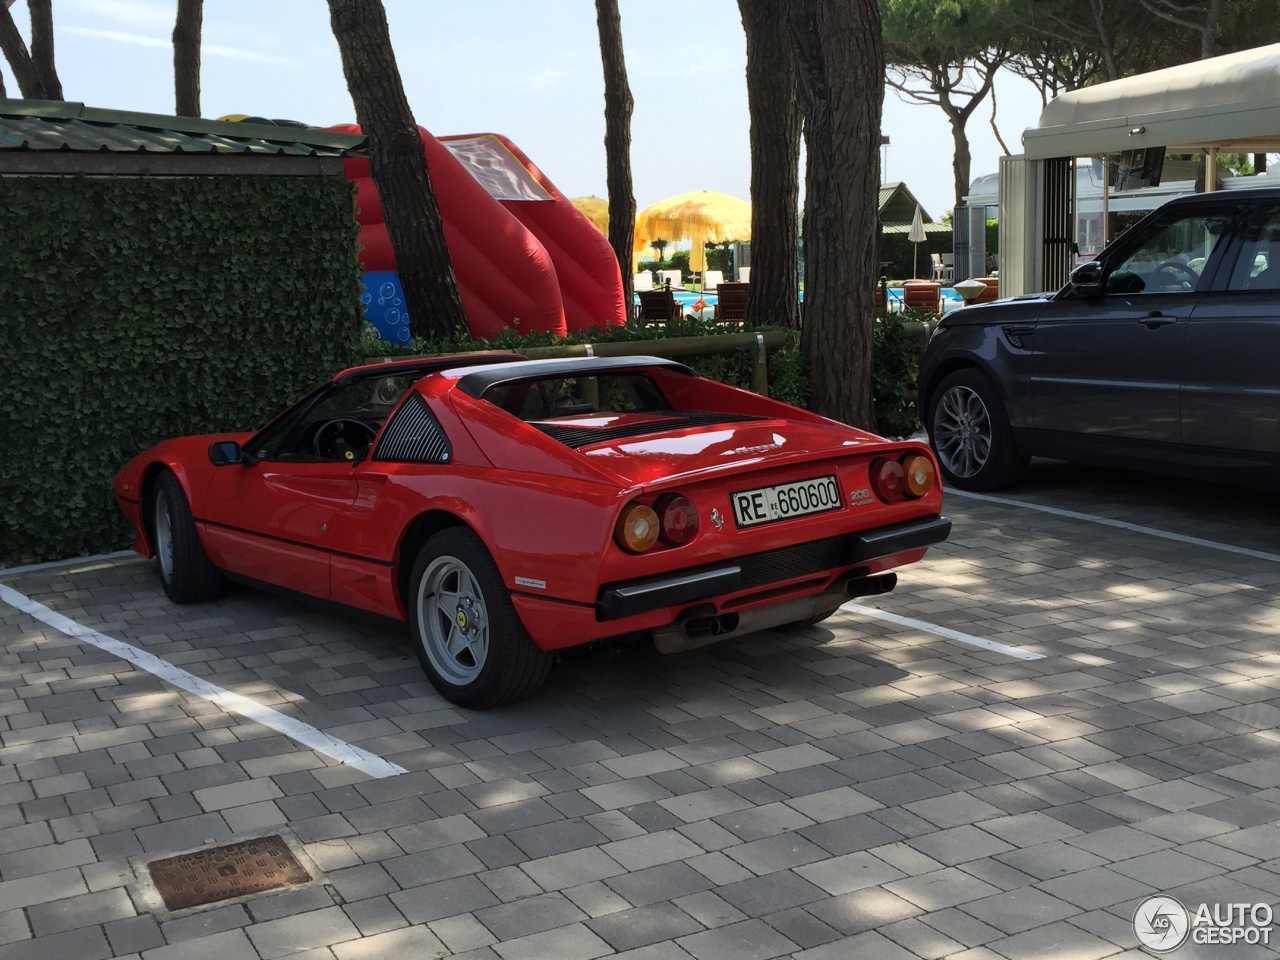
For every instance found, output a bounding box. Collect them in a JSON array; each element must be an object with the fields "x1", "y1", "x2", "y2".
[{"x1": 481, "y1": 373, "x2": 671, "y2": 420}]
